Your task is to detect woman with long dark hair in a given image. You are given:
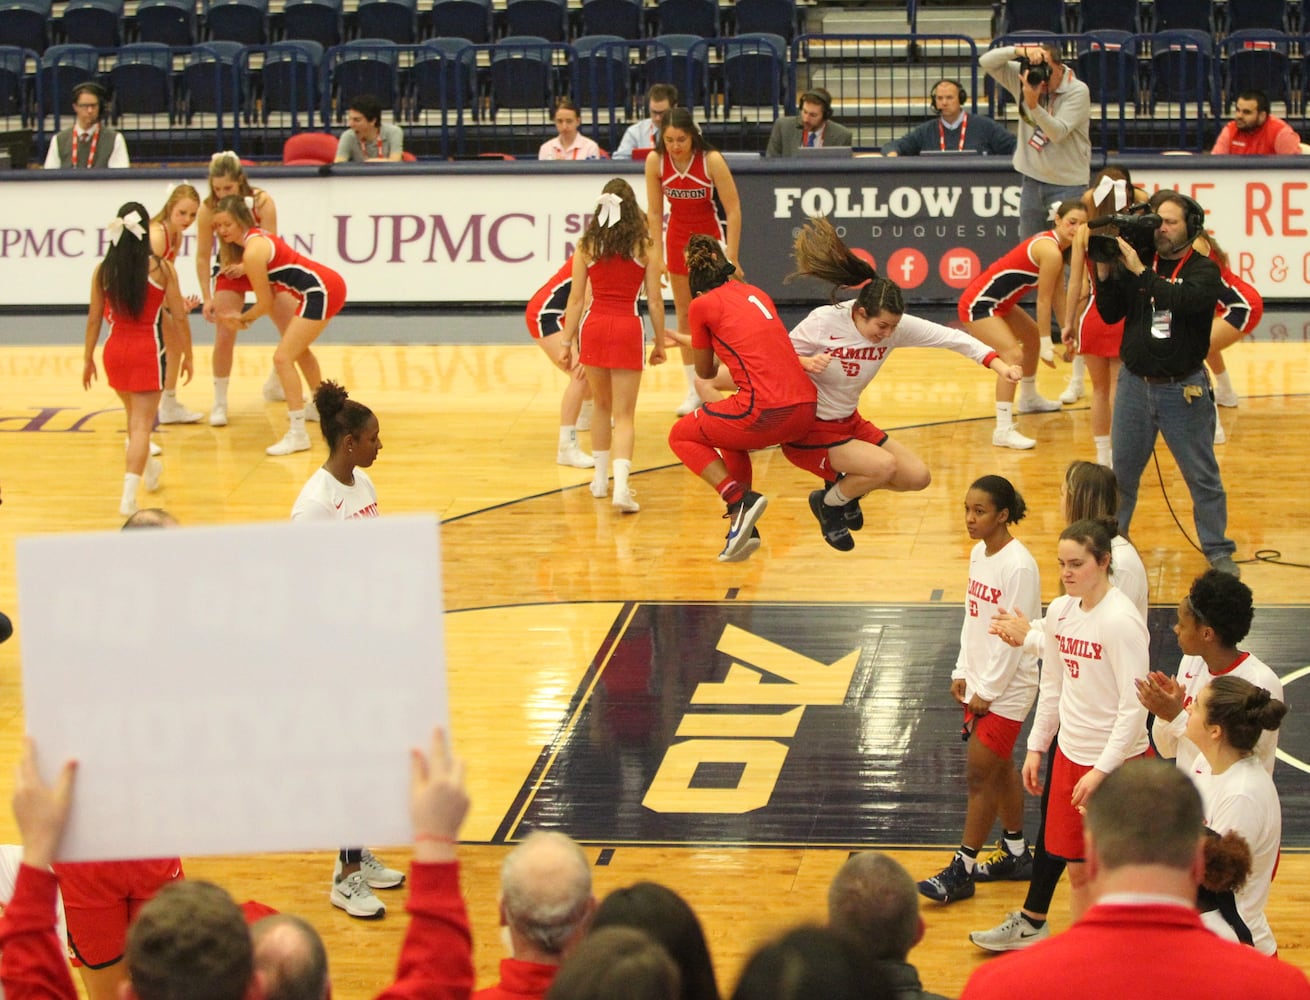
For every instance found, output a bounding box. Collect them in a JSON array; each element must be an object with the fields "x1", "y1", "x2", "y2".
[{"x1": 82, "y1": 201, "x2": 193, "y2": 516}]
